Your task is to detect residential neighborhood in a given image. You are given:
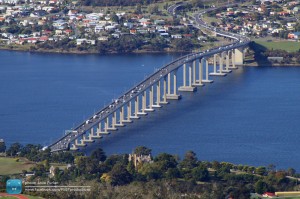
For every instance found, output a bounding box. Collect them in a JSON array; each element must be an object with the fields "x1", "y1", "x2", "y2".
[{"x1": 0, "y1": 0, "x2": 299, "y2": 54}]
